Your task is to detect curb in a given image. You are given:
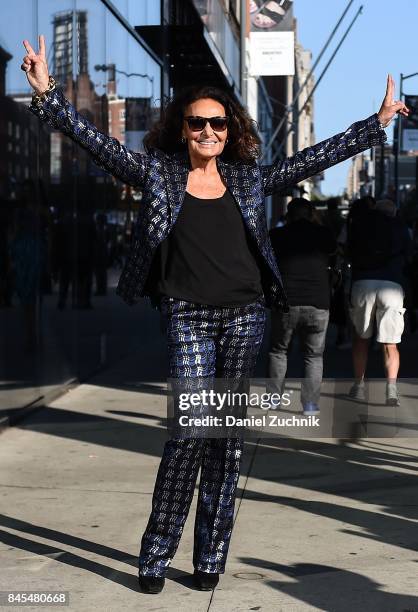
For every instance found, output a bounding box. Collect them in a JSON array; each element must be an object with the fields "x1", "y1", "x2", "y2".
[
  {"x1": 0, "y1": 379, "x2": 78, "y2": 432},
  {"x1": 0, "y1": 351, "x2": 133, "y2": 433}
]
